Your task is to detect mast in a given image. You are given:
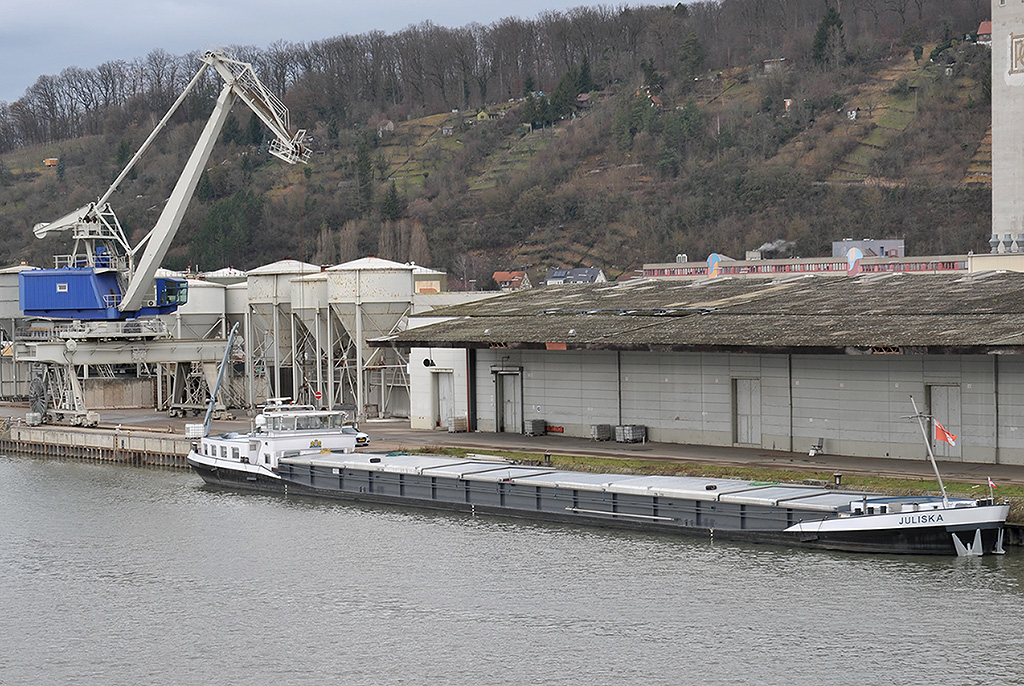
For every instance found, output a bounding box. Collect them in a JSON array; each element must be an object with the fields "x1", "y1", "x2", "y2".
[{"x1": 909, "y1": 395, "x2": 950, "y2": 508}]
